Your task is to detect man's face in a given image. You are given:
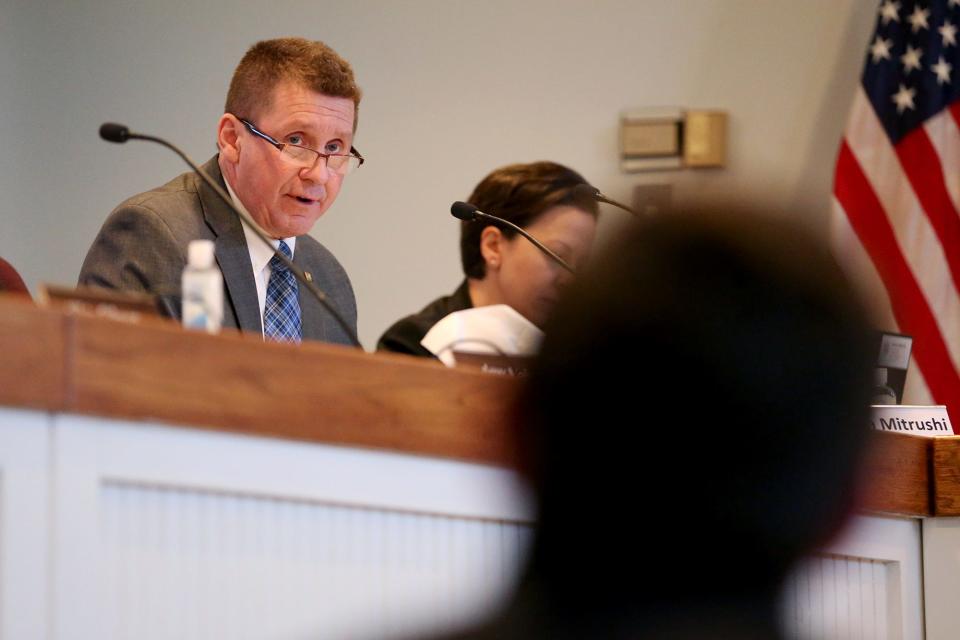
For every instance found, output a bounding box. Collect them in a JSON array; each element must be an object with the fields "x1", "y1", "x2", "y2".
[{"x1": 221, "y1": 80, "x2": 356, "y2": 238}]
